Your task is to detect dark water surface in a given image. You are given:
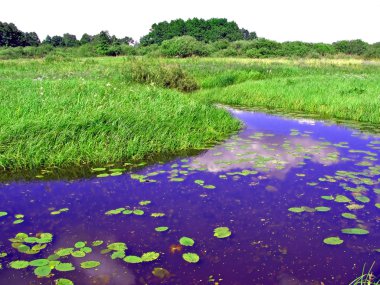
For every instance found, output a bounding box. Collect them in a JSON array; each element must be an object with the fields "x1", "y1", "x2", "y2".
[{"x1": 1, "y1": 109, "x2": 380, "y2": 285}]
